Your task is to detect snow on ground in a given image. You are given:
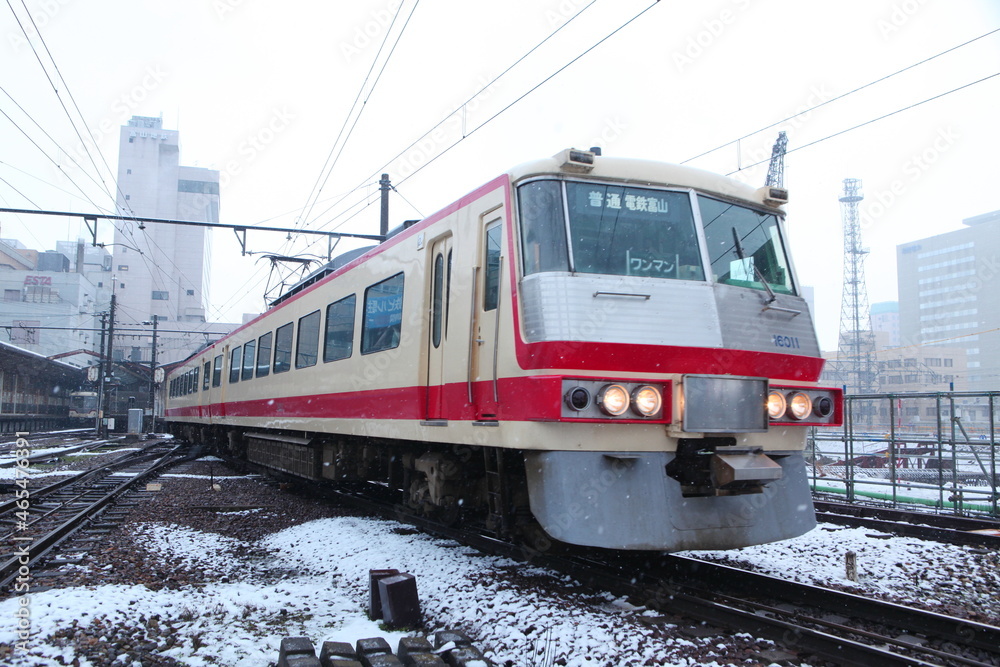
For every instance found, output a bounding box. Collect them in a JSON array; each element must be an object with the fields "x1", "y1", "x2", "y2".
[
  {"x1": 0, "y1": 516, "x2": 742, "y2": 667},
  {"x1": 686, "y1": 522, "x2": 1000, "y2": 619}
]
